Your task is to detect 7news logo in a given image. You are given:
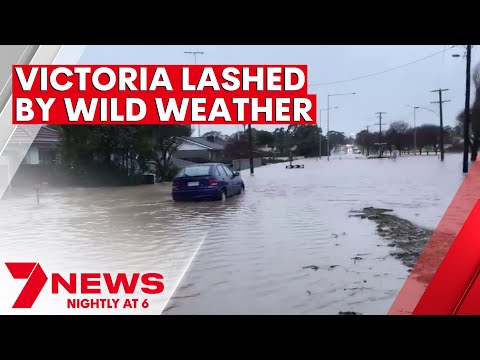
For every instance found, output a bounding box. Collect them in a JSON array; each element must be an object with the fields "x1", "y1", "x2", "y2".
[{"x1": 4, "y1": 262, "x2": 164, "y2": 310}]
